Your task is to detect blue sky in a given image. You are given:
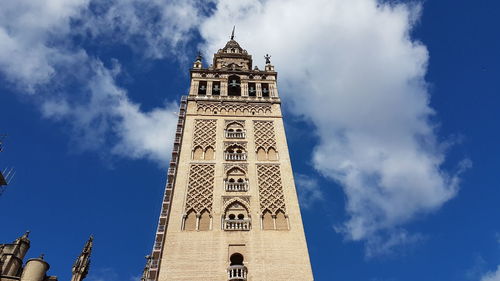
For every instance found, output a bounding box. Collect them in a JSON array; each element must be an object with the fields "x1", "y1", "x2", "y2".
[{"x1": 1, "y1": 0, "x2": 499, "y2": 280}]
